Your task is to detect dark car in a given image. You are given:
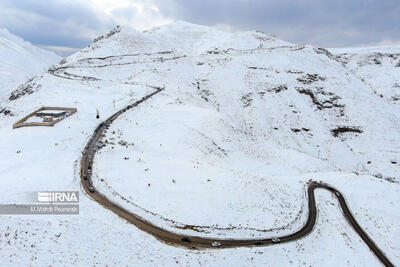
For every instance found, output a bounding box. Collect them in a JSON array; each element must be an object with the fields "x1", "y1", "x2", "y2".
[
  {"x1": 88, "y1": 186, "x2": 95, "y2": 193},
  {"x1": 181, "y1": 236, "x2": 191, "y2": 243},
  {"x1": 254, "y1": 240, "x2": 264, "y2": 245}
]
